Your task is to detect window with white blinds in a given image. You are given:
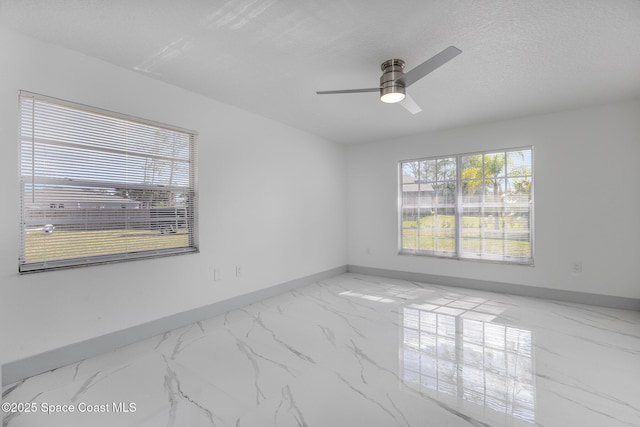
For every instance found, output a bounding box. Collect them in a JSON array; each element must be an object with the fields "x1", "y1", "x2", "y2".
[
  {"x1": 400, "y1": 147, "x2": 533, "y2": 264},
  {"x1": 19, "y1": 91, "x2": 198, "y2": 273}
]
